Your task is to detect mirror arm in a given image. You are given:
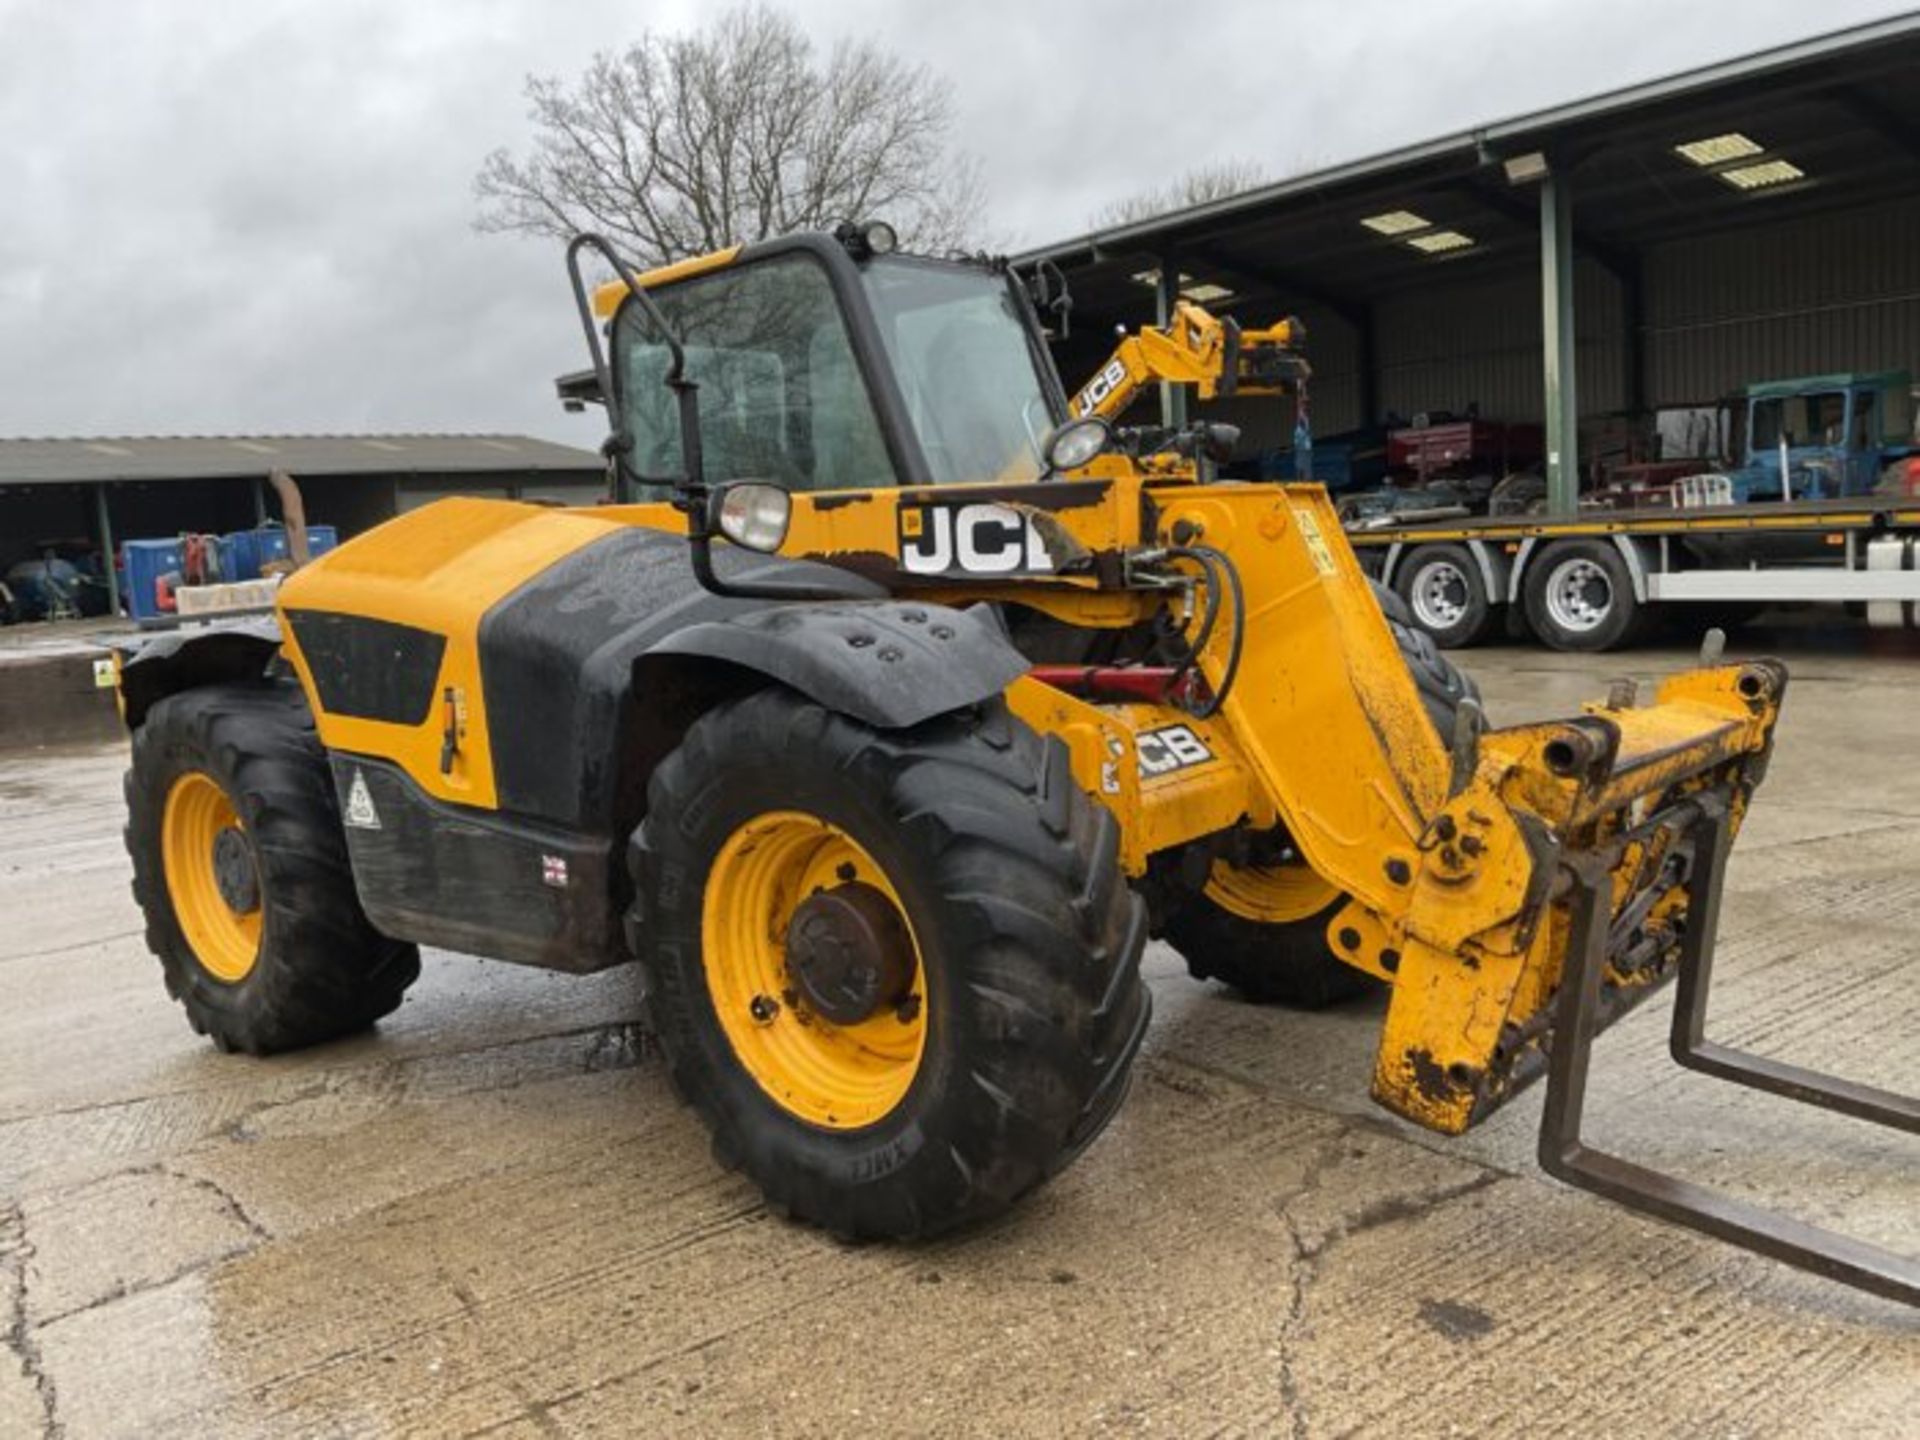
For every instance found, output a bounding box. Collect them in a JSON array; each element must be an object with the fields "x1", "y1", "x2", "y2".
[{"x1": 566, "y1": 234, "x2": 697, "y2": 507}]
